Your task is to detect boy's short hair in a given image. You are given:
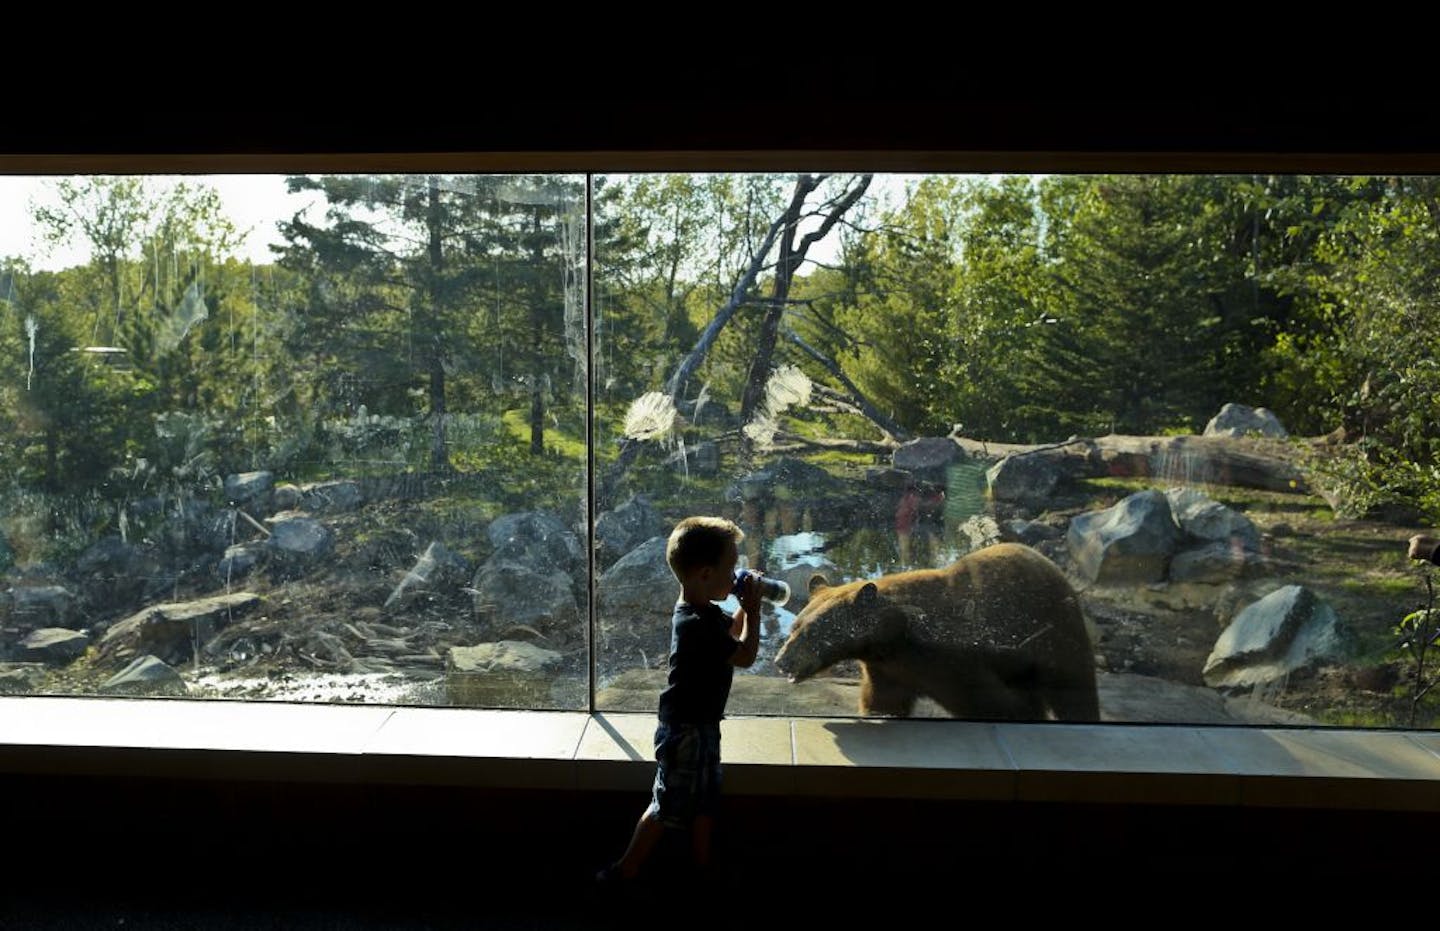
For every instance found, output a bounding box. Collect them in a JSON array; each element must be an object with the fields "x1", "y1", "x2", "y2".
[{"x1": 666, "y1": 516, "x2": 744, "y2": 581}]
